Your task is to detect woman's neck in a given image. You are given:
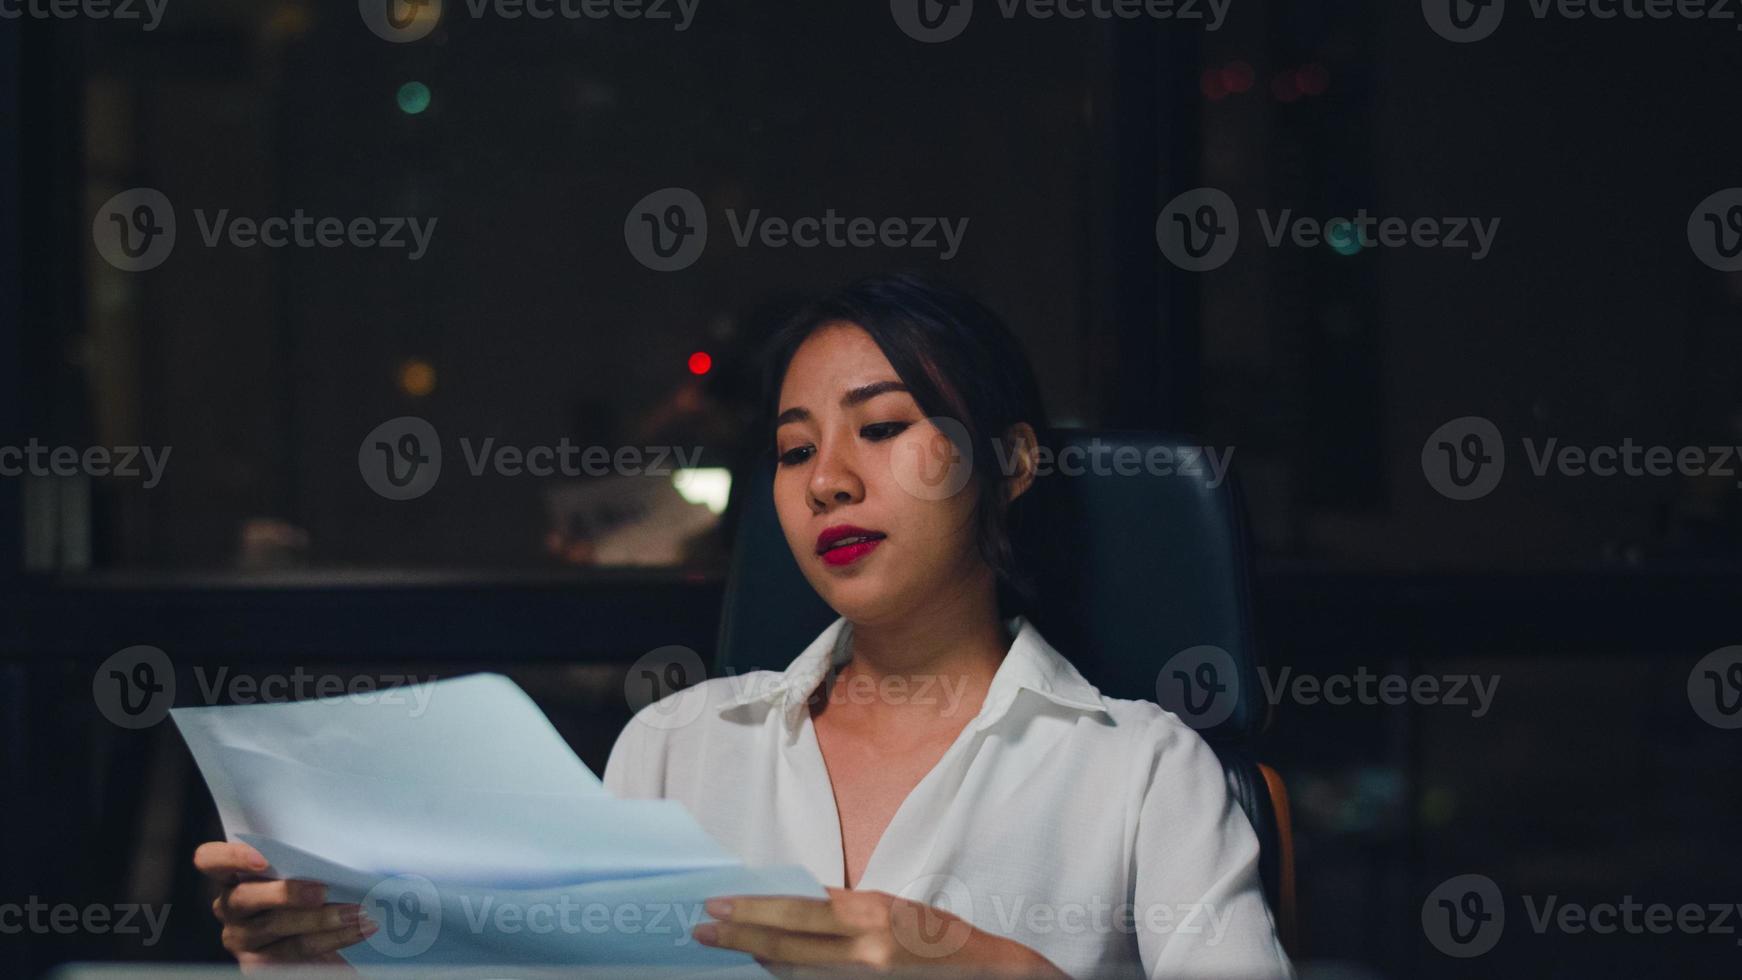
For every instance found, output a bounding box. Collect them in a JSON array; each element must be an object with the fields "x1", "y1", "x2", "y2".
[{"x1": 826, "y1": 570, "x2": 1012, "y2": 726}]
